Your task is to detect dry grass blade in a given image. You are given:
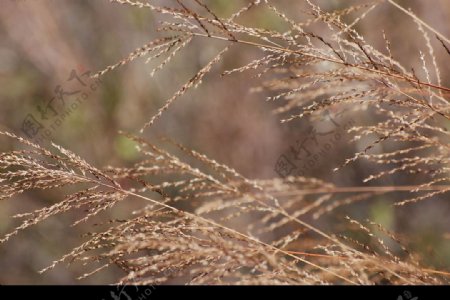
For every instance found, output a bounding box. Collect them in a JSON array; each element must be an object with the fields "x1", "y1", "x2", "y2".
[
  {"x1": 2, "y1": 0, "x2": 450, "y2": 285},
  {"x1": 140, "y1": 46, "x2": 229, "y2": 132}
]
